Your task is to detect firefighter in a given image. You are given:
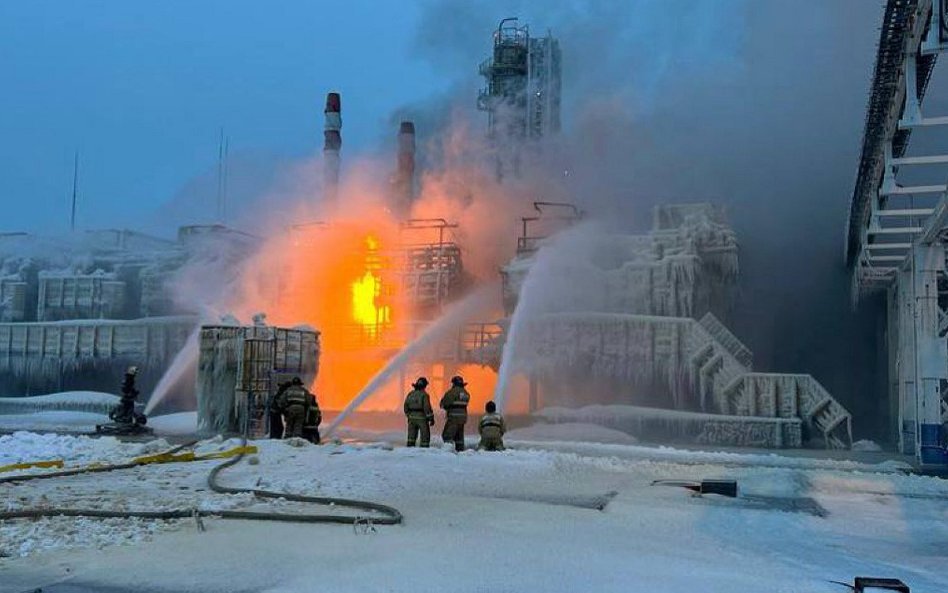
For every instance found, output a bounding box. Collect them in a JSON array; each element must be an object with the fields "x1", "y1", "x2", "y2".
[
  {"x1": 109, "y1": 366, "x2": 140, "y2": 425},
  {"x1": 440, "y1": 375, "x2": 471, "y2": 451},
  {"x1": 301, "y1": 389, "x2": 322, "y2": 444},
  {"x1": 404, "y1": 377, "x2": 434, "y2": 447},
  {"x1": 274, "y1": 376, "x2": 310, "y2": 439},
  {"x1": 477, "y1": 400, "x2": 506, "y2": 451},
  {"x1": 268, "y1": 380, "x2": 289, "y2": 439}
]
